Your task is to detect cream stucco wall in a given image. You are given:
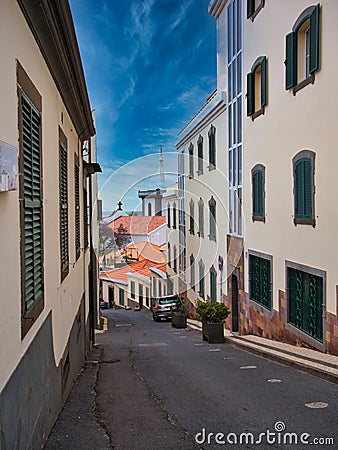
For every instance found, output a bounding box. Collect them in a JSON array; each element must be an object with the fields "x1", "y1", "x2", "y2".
[
  {"x1": 0, "y1": 0, "x2": 91, "y2": 390},
  {"x1": 243, "y1": 0, "x2": 338, "y2": 315}
]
